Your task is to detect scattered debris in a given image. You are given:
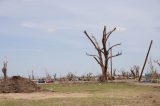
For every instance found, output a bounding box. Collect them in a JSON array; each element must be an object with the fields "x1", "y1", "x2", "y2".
[{"x1": 0, "y1": 76, "x2": 41, "y2": 93}]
